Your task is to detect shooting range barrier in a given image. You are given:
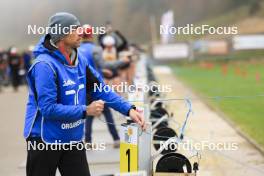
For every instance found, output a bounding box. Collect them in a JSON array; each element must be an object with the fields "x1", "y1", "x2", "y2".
[
  {"x1": 193, "y1": 40, "x2": 229, "y2": 55},
  {"x1": 153, "y1": 34, "x2": 264, "y2": 61},
  {"x1": 233, "y1": 35, "x2": 264, "y2": 50},
  {"x1": 118, "y1": 54, "x2": 199, "y2": 175},
  {"x1": 153, "y1": 43, "x2": 190, "y2": 60}
]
